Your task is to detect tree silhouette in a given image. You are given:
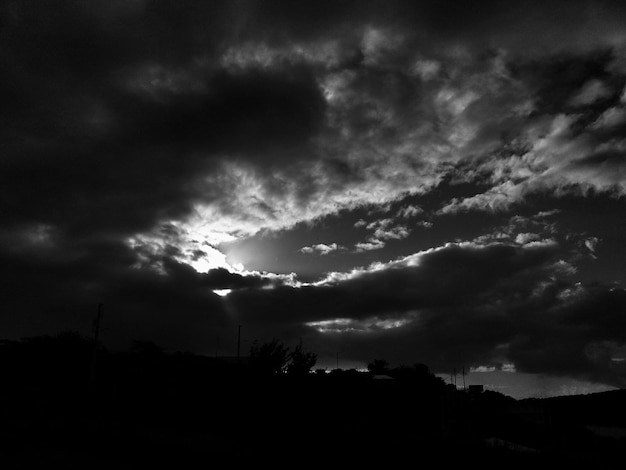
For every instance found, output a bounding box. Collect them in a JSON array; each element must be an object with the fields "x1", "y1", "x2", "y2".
[
  {"x1": 286, "y1": 344, "x2": 317, "y2": 376},
  {"x1": 367, "y1": 358, "x2": 389, "y2": 375},
  {"x1": 130, "y1": 340, "x2": 164, "y2": 355},
  {"x1": 249, "y1": 338, "x2": 290, "y2": 375},
  {"x1": 0, "y1": 330, "x2": 94, "y2": 387}
]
